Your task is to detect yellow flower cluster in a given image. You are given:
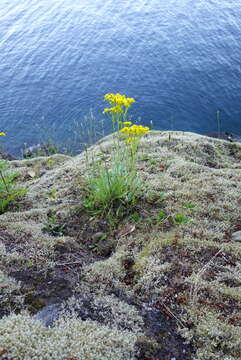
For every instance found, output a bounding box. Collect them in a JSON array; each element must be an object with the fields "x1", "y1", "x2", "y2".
[
  {"x1": 0, "y1": 132, "x2": 6, "y2": 136},
  {"x1": 119, "y1": 121, "x2": 132, "y2": 128},
  {"x1": 105, "y1": 93, "x2": 135, "y2": 107},
  {"x1": 120, "y1": 124, "x2": 149, "y2": 137},
  {"x1": 104, "y1": 93, "x2": 135, "y2": 114},
  {"x1": 103, "y1": 105, "x2": 122, "y2": 114}
]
